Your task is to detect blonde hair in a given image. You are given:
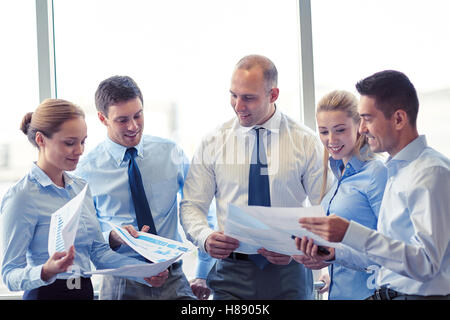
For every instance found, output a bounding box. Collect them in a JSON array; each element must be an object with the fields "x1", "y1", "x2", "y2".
[
  {"x1": 20, "y1": 98, "x2": 85, "y2": 148},
  {"x1": 316, "y1": 90, "x2": 372, "y2": 201}
]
